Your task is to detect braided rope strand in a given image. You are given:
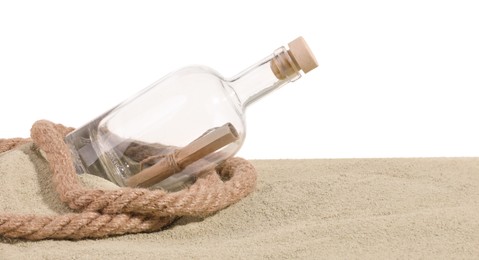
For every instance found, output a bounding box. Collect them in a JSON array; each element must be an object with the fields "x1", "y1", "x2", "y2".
[{"x1": 0, "y1": 213, "x2": 175, "y2": 240}]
